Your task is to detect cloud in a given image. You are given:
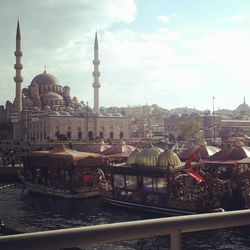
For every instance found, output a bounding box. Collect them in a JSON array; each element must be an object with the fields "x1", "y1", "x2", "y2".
[
  {"x1": 216, "y1": 13, "x2": 248, "y2": 23},
  {"x1": 157, "y1": 15, "x2": 170, "y2": 24},
  {"x1": 1, "y1": 1, "x2": 250, "y2": 111},
  {"x1": 157, "y1": 13, "x2": 176, "y2": 24},
  {"x1": 0, "y1": 0, "x2": 137, "y2": 105}
]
